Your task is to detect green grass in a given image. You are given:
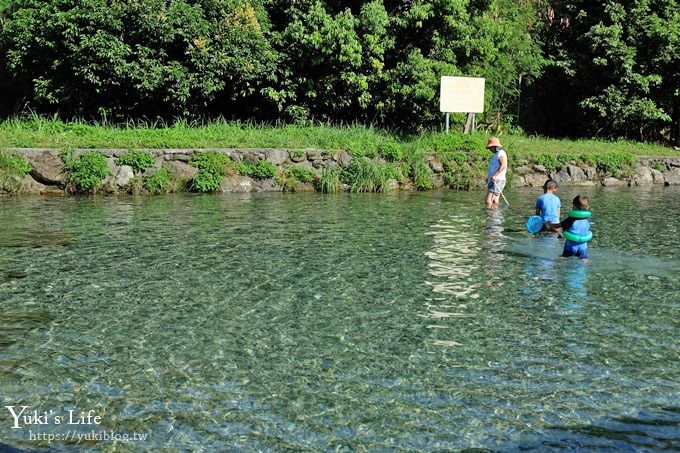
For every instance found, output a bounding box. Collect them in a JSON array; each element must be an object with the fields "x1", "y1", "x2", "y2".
[
  {"x1": 341, "y1": 157, "x2": 401, "y2": 193},
  {"x1": 0, "y1": 116, "x2": 397, "y2": 151},
  {"x1": 1, "y1": 116, "x2": 675, "y2": 158},
  {"x1": 316, "y1": 167, "x2": 341, "y2": 193},
  {"x1": 0, "y1": 116, "x2": 677, "y2": 158}
]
